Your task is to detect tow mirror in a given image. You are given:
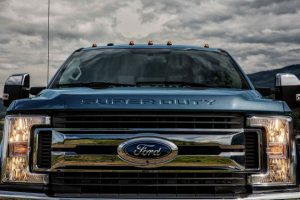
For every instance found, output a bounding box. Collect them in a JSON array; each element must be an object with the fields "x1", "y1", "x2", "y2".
[
  {"x1": 275, "y1": 73, "x2": 300, "y2": 109},
  {"x1": 2, "y1": 74, "x2": 30, "y2": 107}
]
